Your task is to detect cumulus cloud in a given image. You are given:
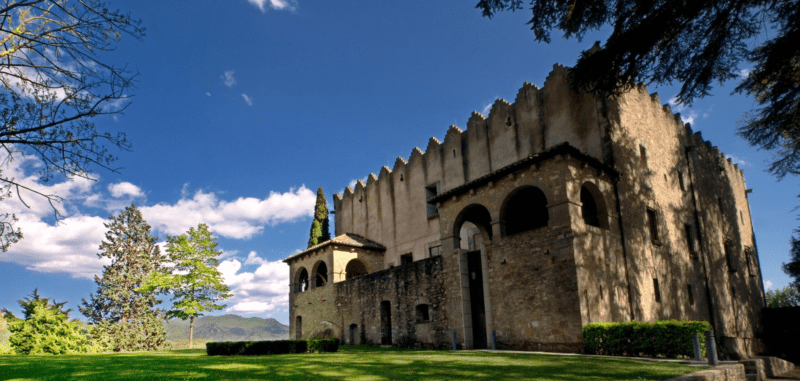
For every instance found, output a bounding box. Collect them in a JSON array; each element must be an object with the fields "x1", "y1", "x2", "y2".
[
  {"x1": 247, "y1": 0, "x2": 294, "y2": 12},
  {"x1": 108, "y1": 182, "x2": 144, "y2": 198},
  {"x1": 140, "y1": 186, "x2": 316, "y2": 239},
  {"x1": 219, "y1": 257, "x2": 289, "y2": 314},
  {"x1": 242, "y1": 93, "x2": 254, "y2": 106},
  {"x1": 244, "y1": 251, "x2": 268, "y2": 265},
  {"x1": 764, "y1": 280, "x2": 773, "y2": 290},
  {"x1": 221, "y1": 70, "x2": 236, "y2": 87},
  {"x1": 667, "y1": 96, "x2": 709, "y2": 126}
]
